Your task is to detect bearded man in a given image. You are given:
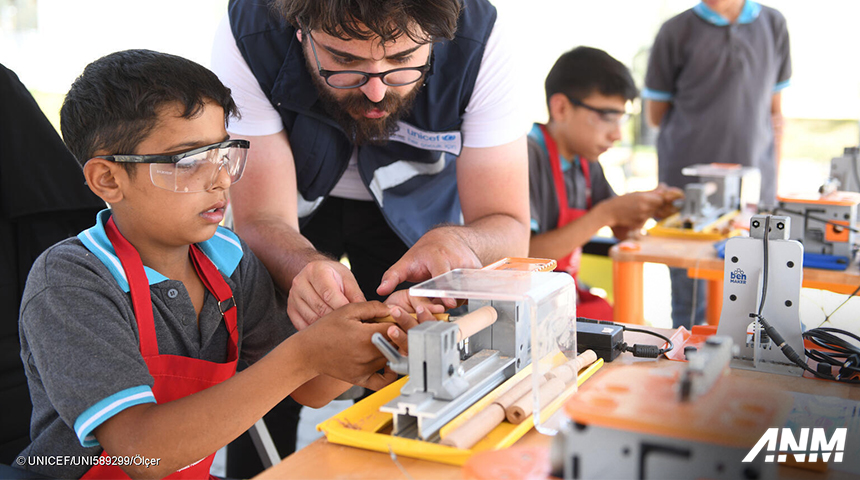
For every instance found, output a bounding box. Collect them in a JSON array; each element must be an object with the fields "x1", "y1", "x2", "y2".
[
  {"x1": 211, "y1": 0, "x2": 529, "y2": 474},
  {"x1": 214, "y1": 0, "x2": 529, "y2": 325}
]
